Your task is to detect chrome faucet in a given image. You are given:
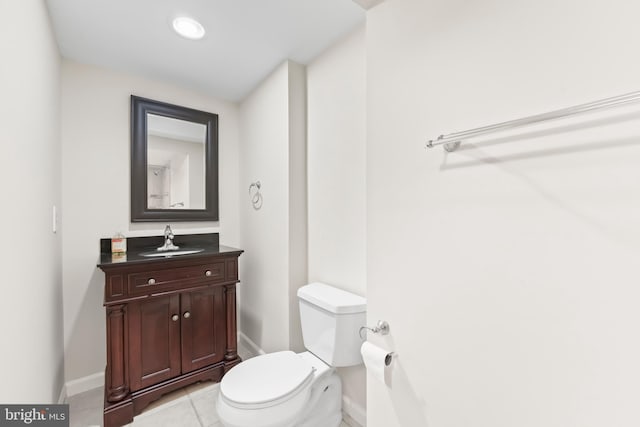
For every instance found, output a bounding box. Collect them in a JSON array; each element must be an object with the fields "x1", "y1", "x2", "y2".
[{"x1": 157, "y1": 225, "x2": 180, "y2": 251}]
